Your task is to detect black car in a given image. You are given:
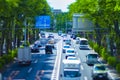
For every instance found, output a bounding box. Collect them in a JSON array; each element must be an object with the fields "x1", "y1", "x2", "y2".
[
  {"x1": 31, "y1": 44, "x2": 39, "y2": 53},
  {"x1": 45, "y1": 44, "x2": 53, "y2": 54},
  {"x1": 65, "y1": 39, "x2": 71, "y2": 45},
  {"x1": 48, "y1": 34, "x2": 54, "y2": 39},
  {"x1": 71, "y1": 34, "x2": 77, "y2": 39}
]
